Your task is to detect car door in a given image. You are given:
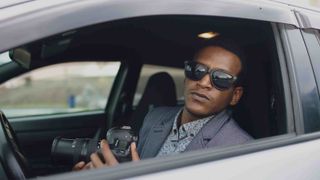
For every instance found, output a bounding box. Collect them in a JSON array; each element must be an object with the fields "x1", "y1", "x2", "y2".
[{"x1": 1, "y1": 0, "x2": 320, "y2": 179}]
